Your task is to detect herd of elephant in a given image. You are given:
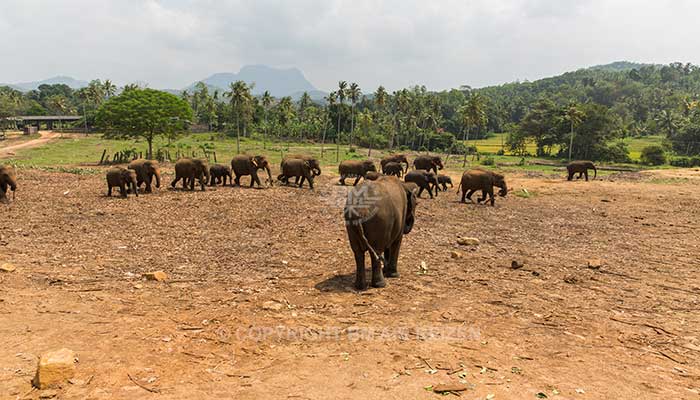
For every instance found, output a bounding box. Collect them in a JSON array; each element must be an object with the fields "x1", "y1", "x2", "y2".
[{"x1": 0, "y1": 156, "x2": 598, "y2": 291}]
